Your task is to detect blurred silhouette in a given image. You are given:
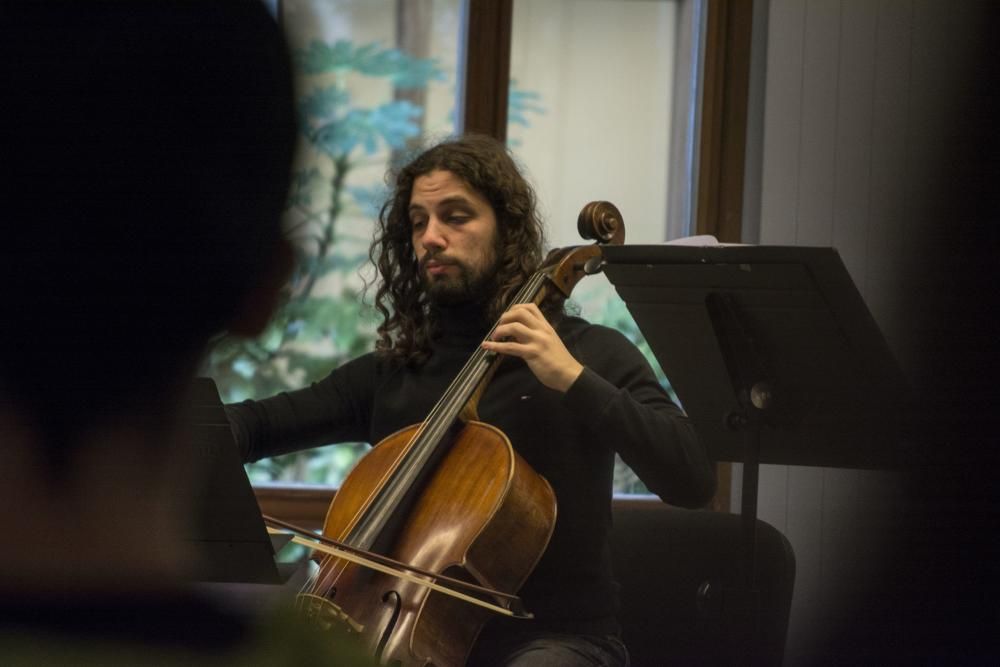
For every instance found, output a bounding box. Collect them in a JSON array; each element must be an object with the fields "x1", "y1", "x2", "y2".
[{"x1": 0, "y1": 2, "x2": 370, "y2": 663}]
